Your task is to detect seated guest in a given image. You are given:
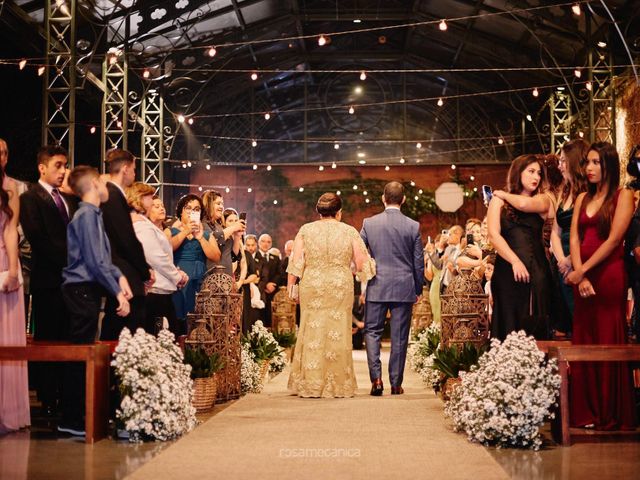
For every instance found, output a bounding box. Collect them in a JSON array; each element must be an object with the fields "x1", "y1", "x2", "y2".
[
  {"x1": 59, "y1": 166, "x2": 132, "y2": 436},
  {"x1": 168, "y1": 194, "x2": 220, "y2": 332},
  {"x1": 127, "y1": 183, "x2": 188, "y2": 335},
  {"x1": 202, "y1": 190, "x2": 245, "y2": 277}
]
